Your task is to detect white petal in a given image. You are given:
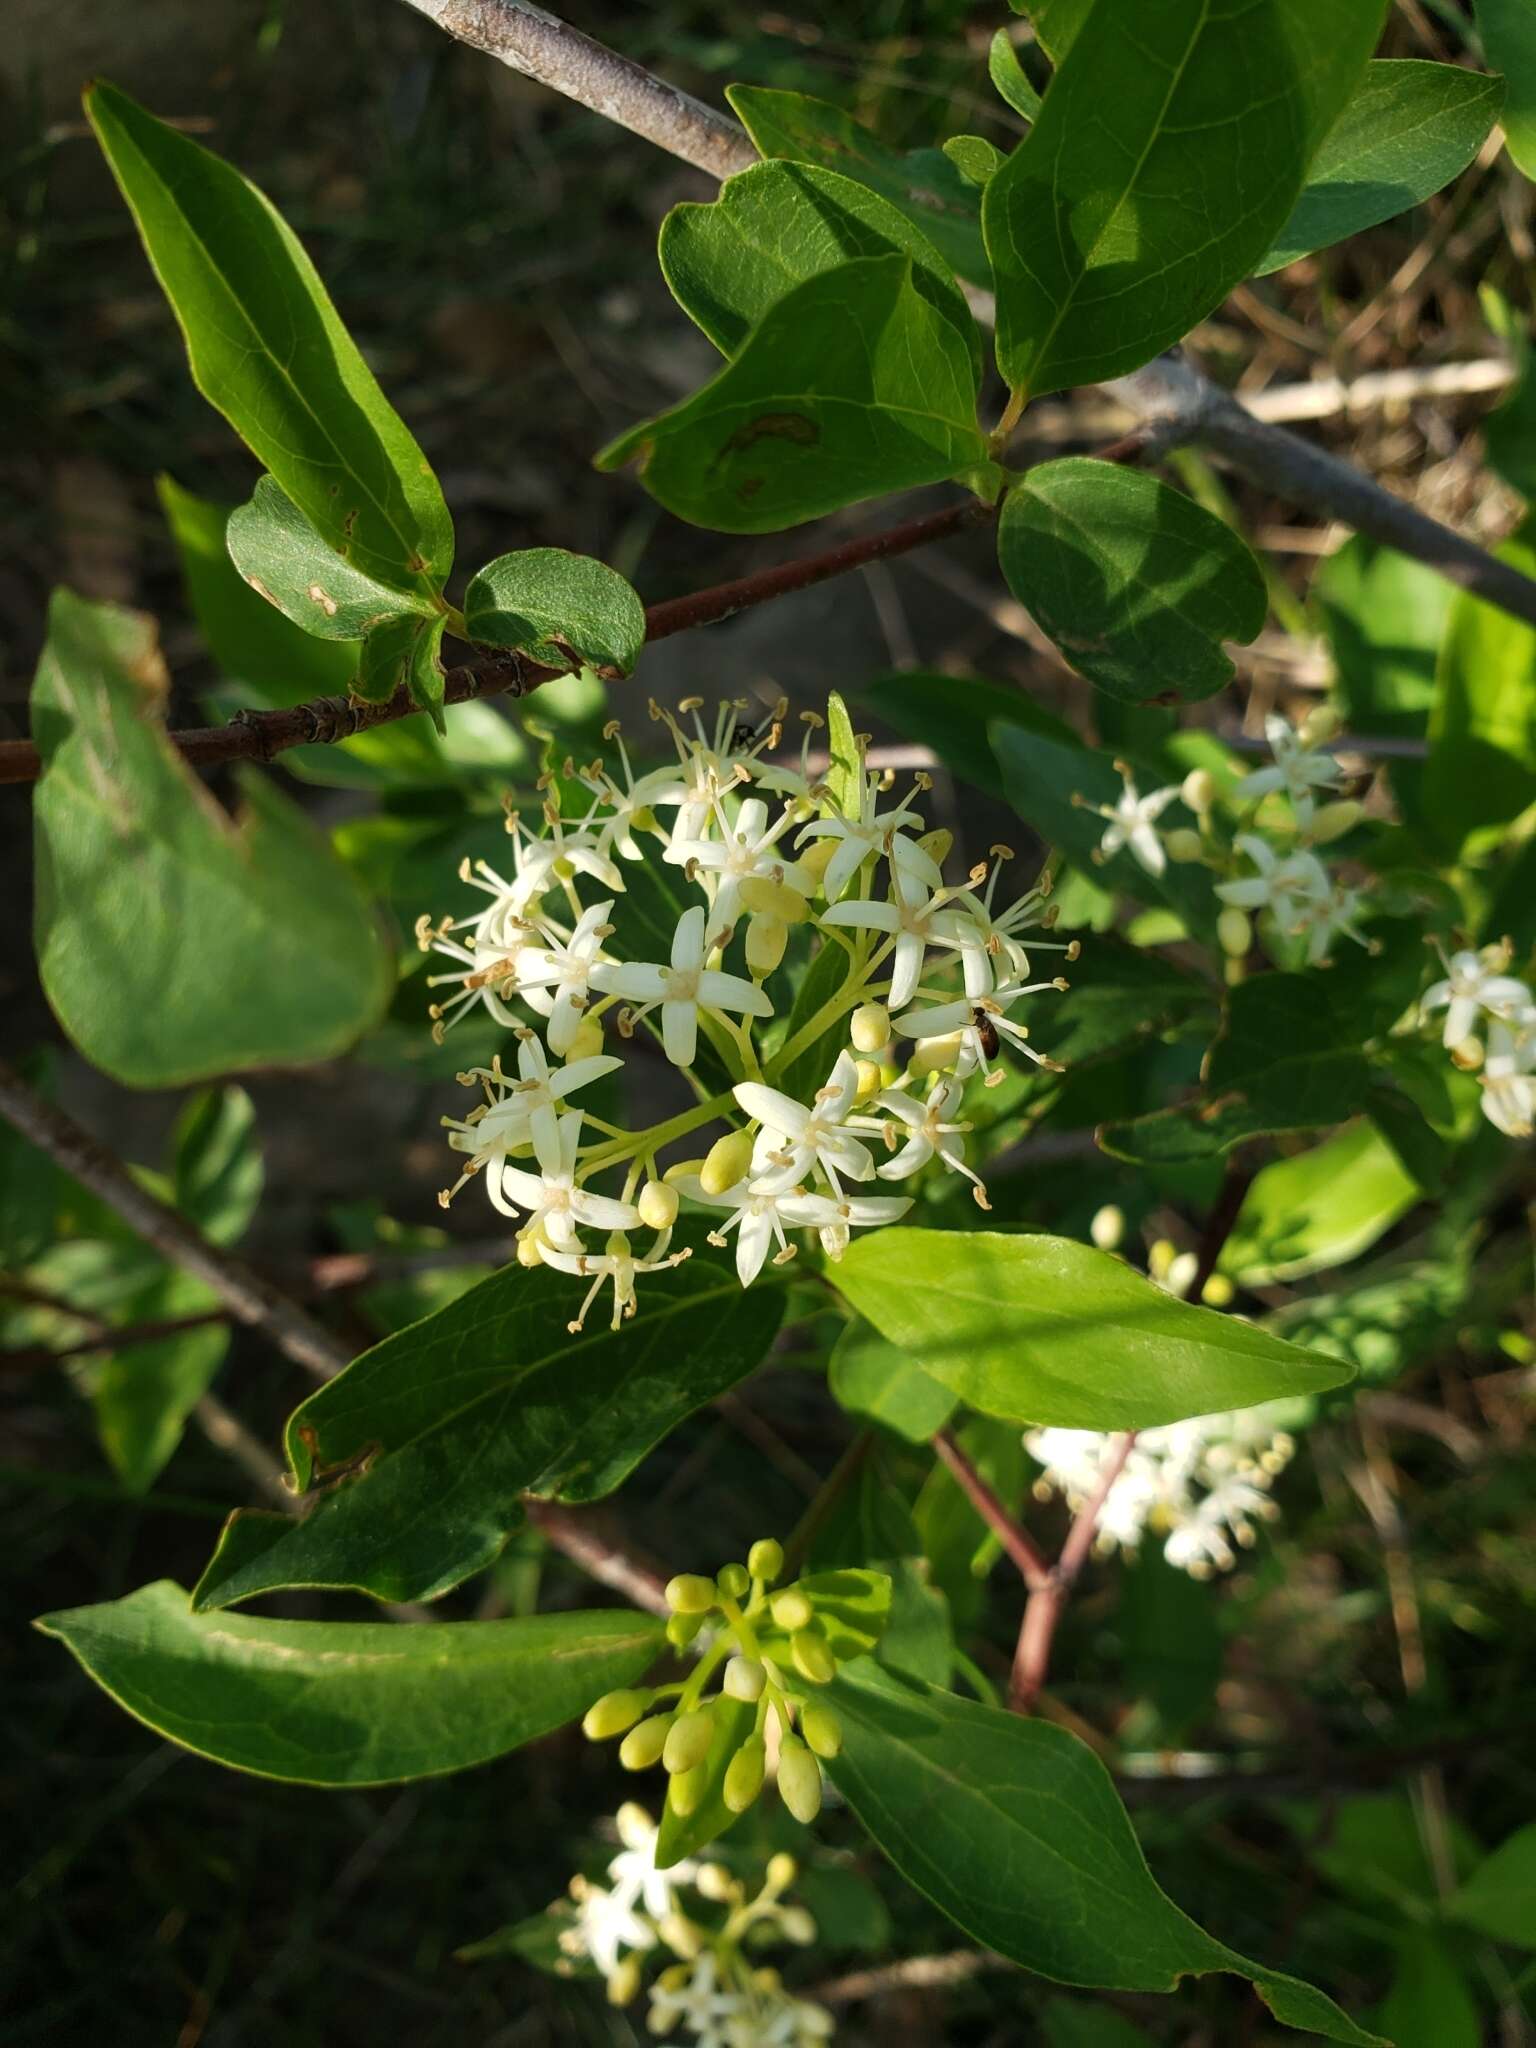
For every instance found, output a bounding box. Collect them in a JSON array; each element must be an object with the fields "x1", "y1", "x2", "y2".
[
  {"x1": 819, "y1": 898, "x2": 899, "y2": 933},
  {"x1": 733, "y1": 1082, "x2": 809, "y2": 1138},
  {"x1": 735, "y1": 1208, "x2": 774, "y2": 1287},
  {"x1": 589, "y1": 960, "x2": 669, "y2": 1003},
  {"x1": 892, "y1": 998, "x2": 969, "y2": 1038},
  {"x1": 671, "y1": 904, "x2": 706, "y2": 971},
  {"x1": 662, "y1": 998, "x2": 698, "y2": 1067},
  {"x1": 888, "y1": 930, "x2": 925, "y2": 1010},
  {"x1": 697, "y1": 968, "x2": 773, "y2": 1017},
  {"x1": 549, "y1": 1053, "x2": 624, "y2": 1097}
]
